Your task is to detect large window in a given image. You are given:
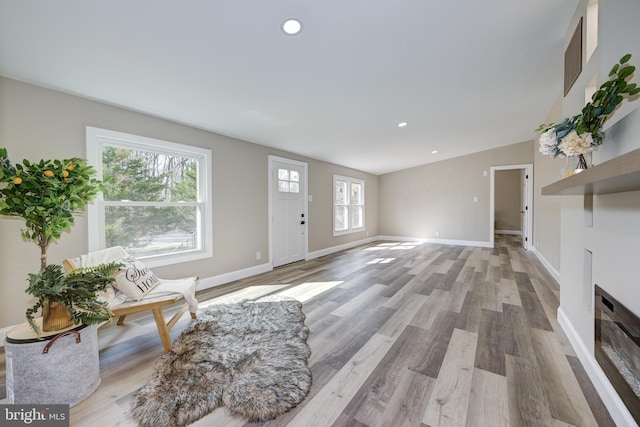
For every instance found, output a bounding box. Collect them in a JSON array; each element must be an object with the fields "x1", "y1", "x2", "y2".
[
  {"x1": 333, "y1": 175, "x2": 365, "y2": 235},
  {"x1": 86, "y1": 127, "x2": 212, "y2": 267}
]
